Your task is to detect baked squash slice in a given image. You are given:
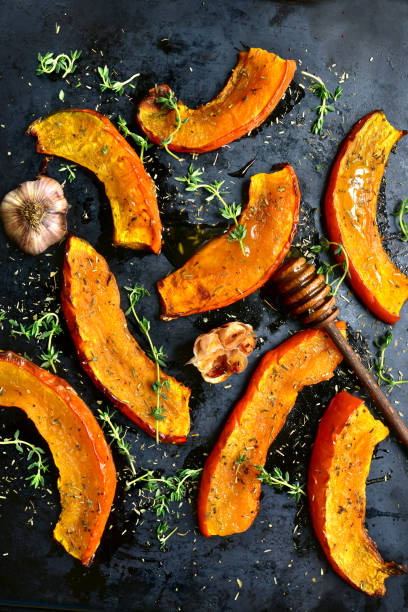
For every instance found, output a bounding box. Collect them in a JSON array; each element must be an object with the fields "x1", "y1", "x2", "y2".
[
  {"x1": 137, "y1": 48, "x2": 296, "y2": 153},
  {"x1": 158, "y1": 165, "x2": 300, "y2": 319},
  {"x1": 325, "y1": 110, "x2": 408, "y2": 323},
  {"x1": 198, "y1": 324, "x2": 345, "y2": 537},
  {"x1": 0, "y1": 351, "x2": 116, "y2": 565},
  {"x1": 309, "y1": 391, "x2": 406, "y2": 596},
  {"x1": 27, "y1": 109, "x2": 161, "y2": 253},
  {"x1": 61, "y1": 235, "x2": 190, "y2": 443}
]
